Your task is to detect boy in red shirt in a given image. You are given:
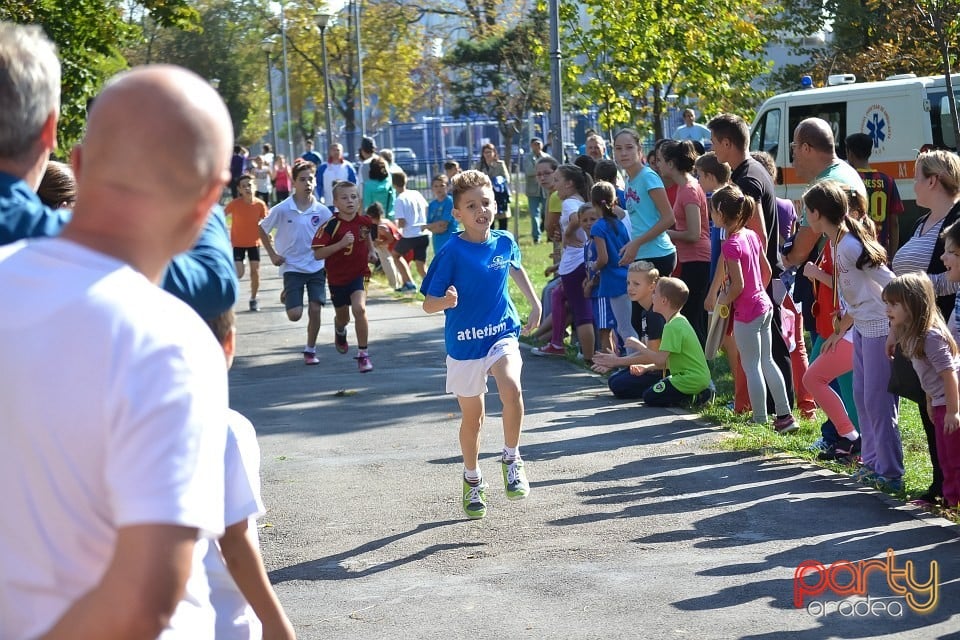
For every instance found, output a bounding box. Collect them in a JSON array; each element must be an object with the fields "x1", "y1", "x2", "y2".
[
  {"x1": 312, "y1": 181, "x2": 378, "y2": 372},
  {"x1": 227, "y1": 173, "x2": 268, "y2": 311}
]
